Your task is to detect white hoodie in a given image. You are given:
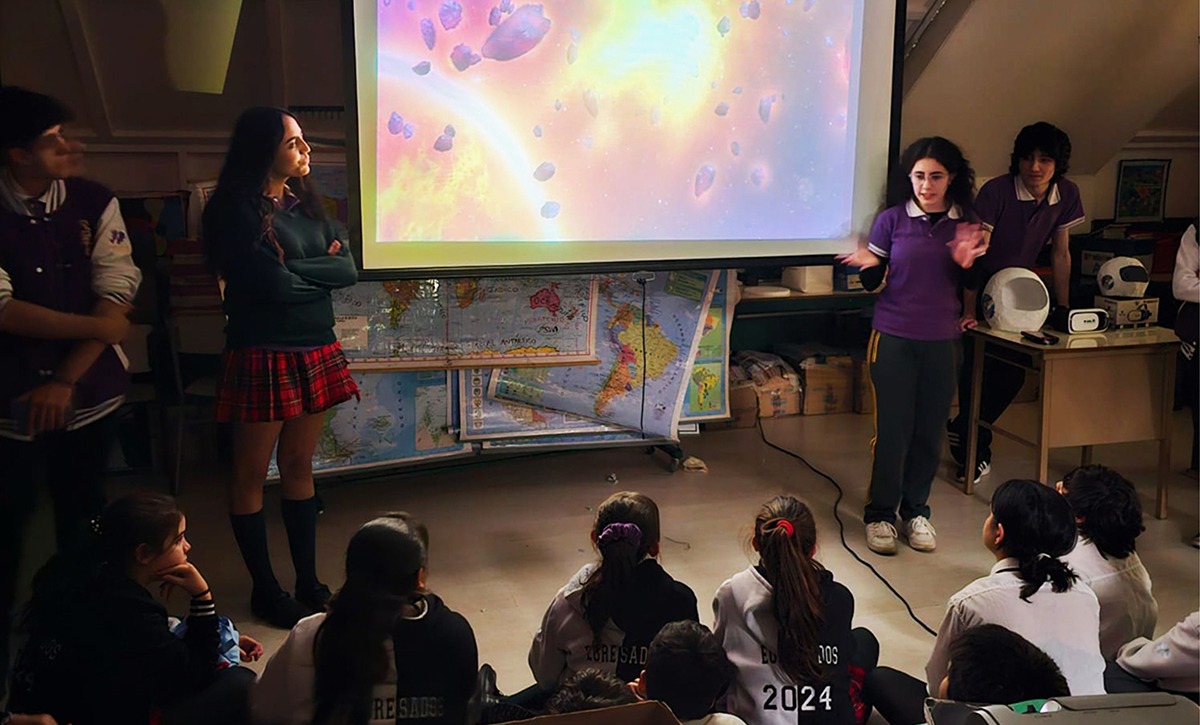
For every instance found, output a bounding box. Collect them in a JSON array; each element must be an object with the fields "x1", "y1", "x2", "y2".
[{"x1": 713, "y1": 566, "x2": 856, "y2": 725}]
